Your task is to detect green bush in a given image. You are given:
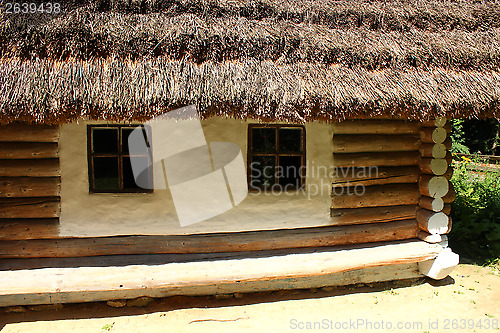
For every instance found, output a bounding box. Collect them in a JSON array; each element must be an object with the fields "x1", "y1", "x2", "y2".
[{"x1": 449, "y1": 157, "x2": 500, "y2": 263}]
